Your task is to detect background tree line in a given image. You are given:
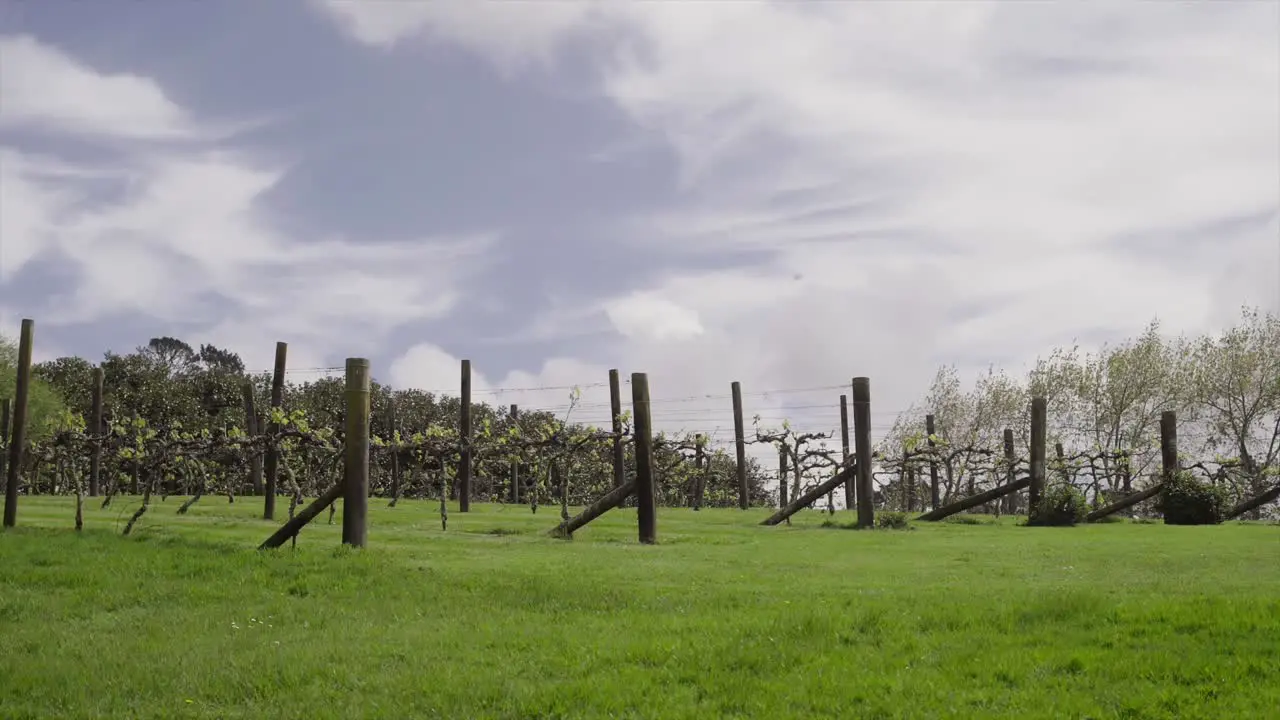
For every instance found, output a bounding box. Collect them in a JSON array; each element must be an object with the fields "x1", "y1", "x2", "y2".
[
  {"x1": 3, "y1": 337, "x2": 774, "y2": 507},
  {"x1": 876, "y1": 306, "x2": 1280, "y2": 516}
]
